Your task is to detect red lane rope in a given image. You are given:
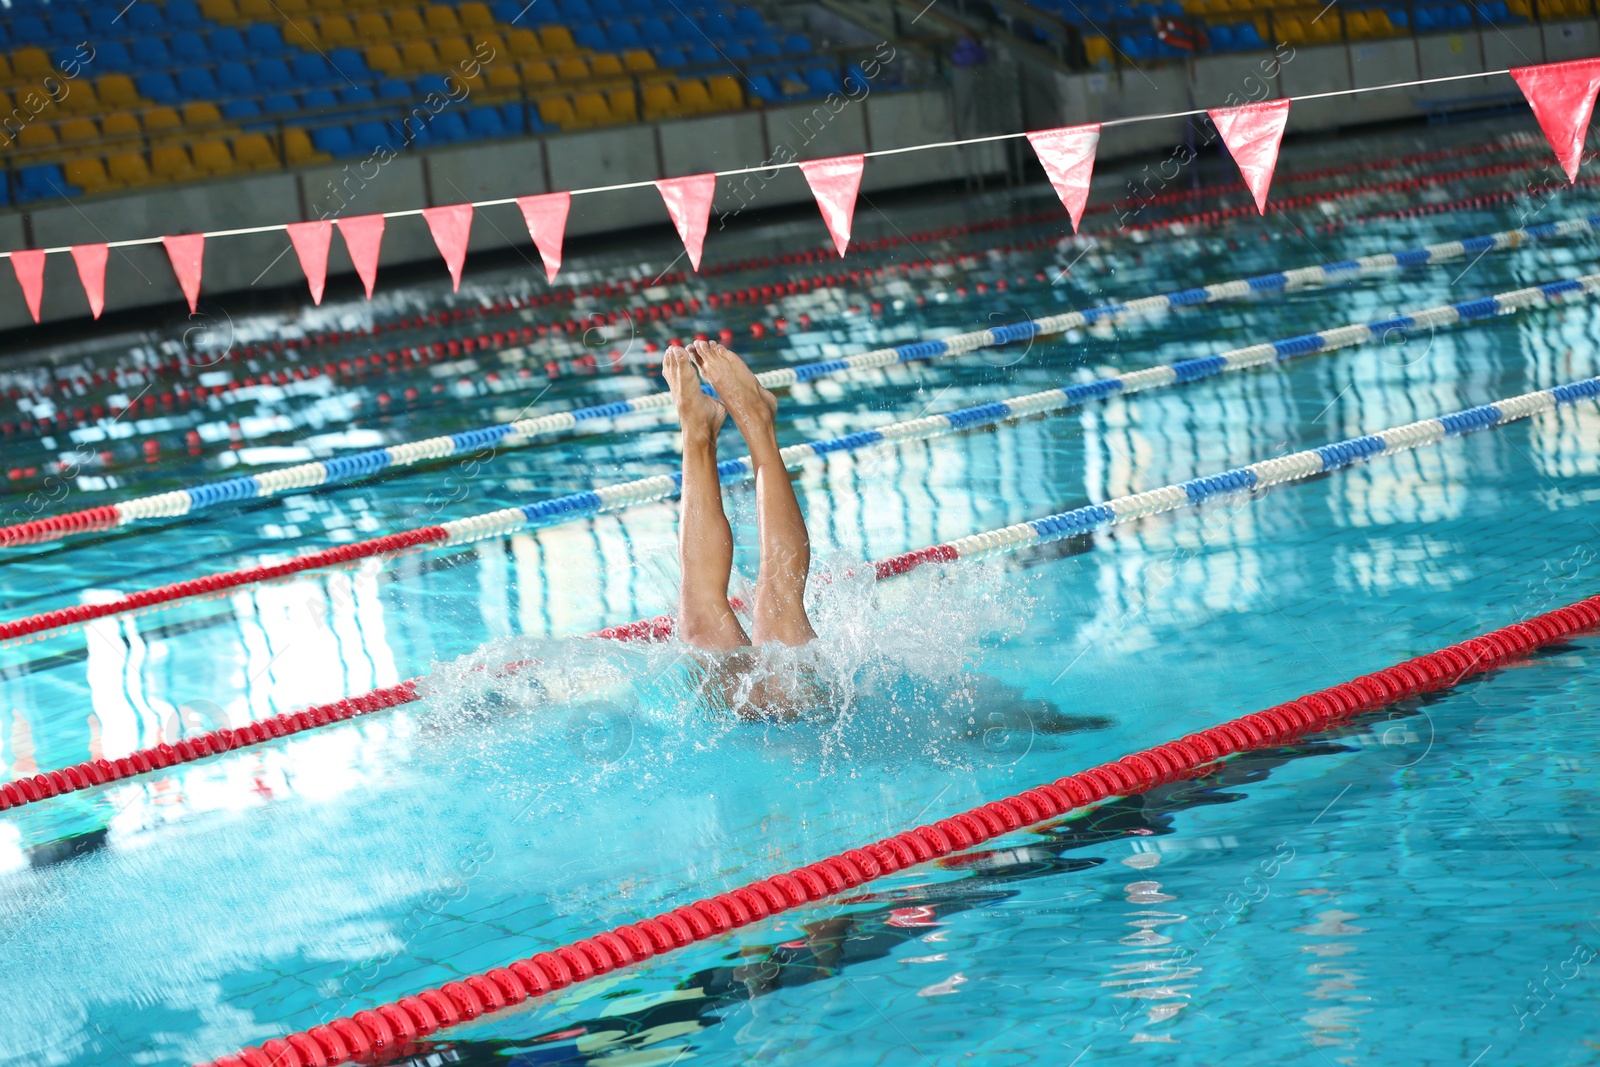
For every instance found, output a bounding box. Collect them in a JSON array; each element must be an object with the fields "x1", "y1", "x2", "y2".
[
  {"x1": 190, "y1": 592, "x2": 1599, "y2": 1067},
  {"x1": 0, "y1": 526, "x2": 445, "y2": 644}
]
